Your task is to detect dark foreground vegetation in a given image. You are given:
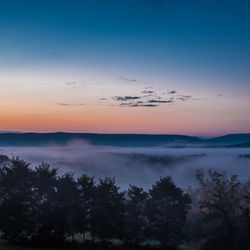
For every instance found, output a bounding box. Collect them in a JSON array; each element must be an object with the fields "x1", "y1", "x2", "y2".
[{"x1": 0, "y1": 156, "x2": 249, "y2": 250}]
